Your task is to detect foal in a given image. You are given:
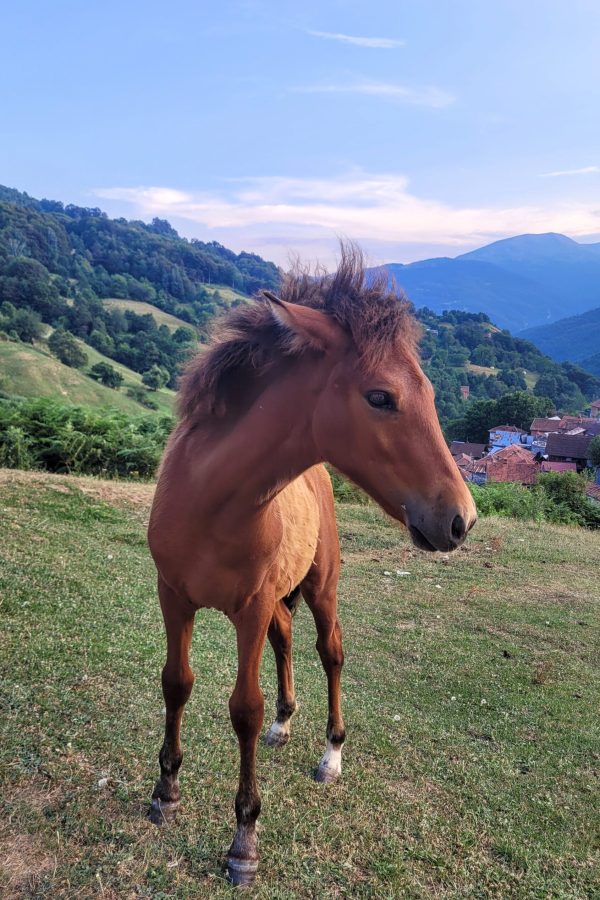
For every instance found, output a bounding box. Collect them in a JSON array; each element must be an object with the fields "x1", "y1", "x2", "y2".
[{"x1": 147, "y1": 248, "x2": 476, "y2": 885}]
